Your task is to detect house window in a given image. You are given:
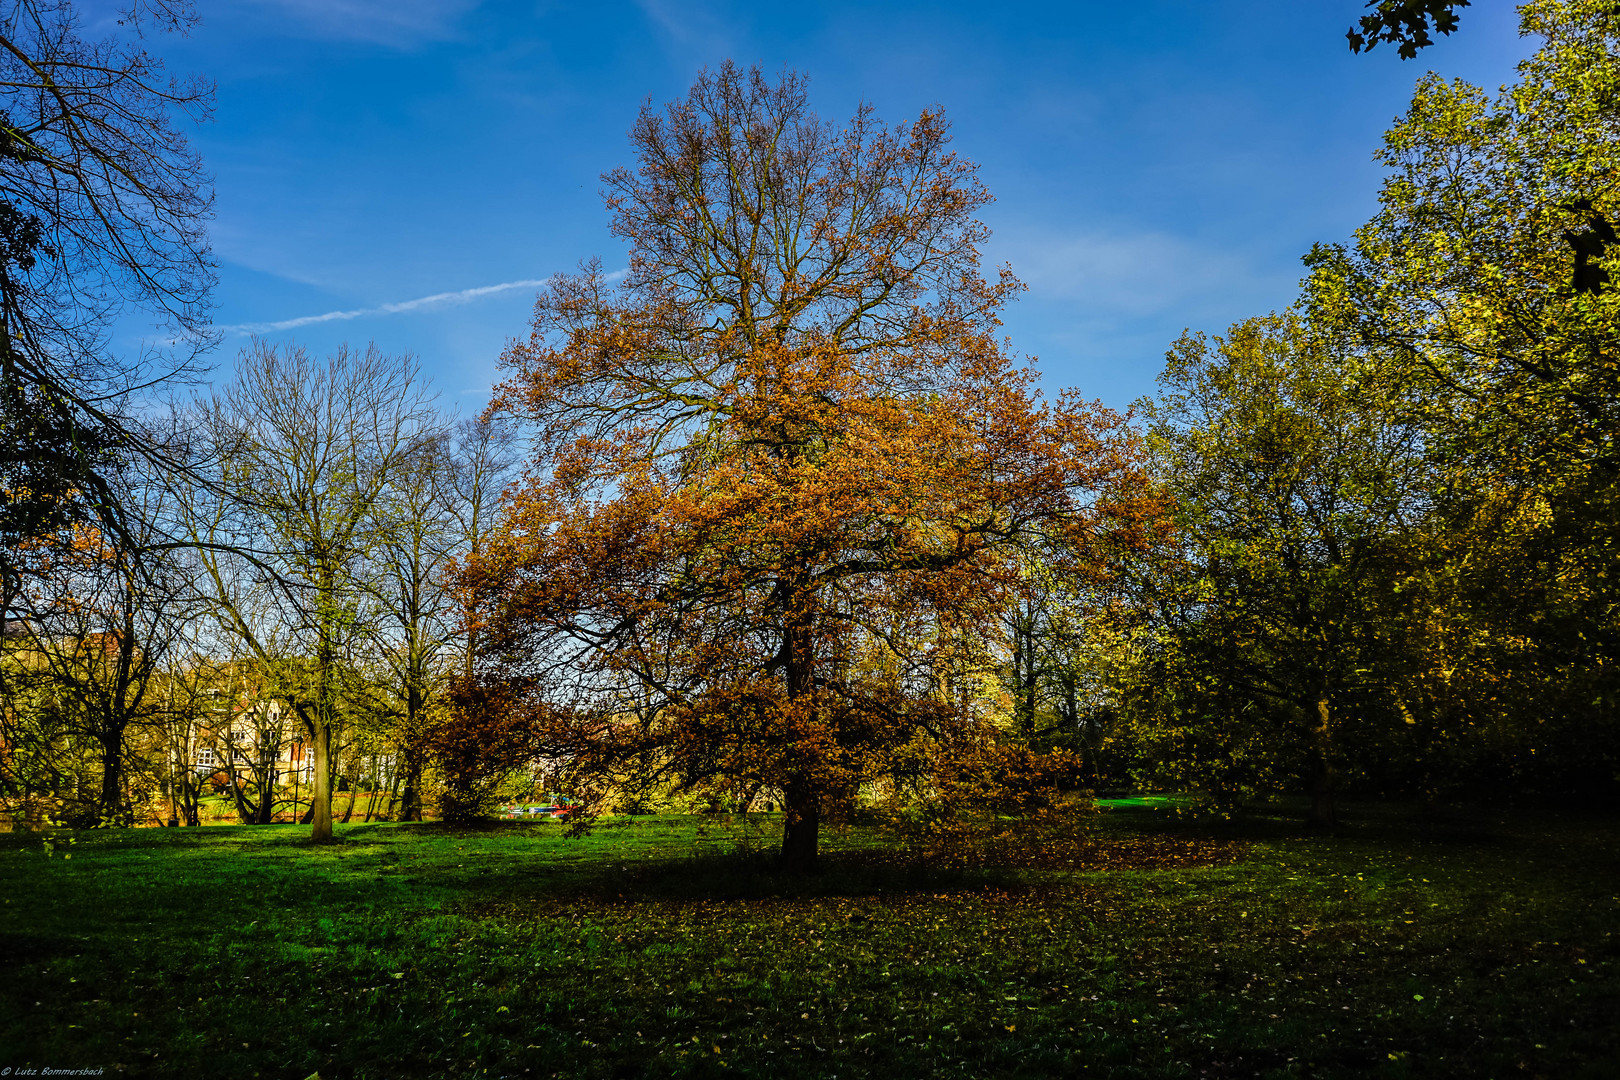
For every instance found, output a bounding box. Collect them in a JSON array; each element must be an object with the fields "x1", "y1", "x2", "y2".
[{"x1": 197, "y1": 747, "x2": 217, "y2": 768}]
